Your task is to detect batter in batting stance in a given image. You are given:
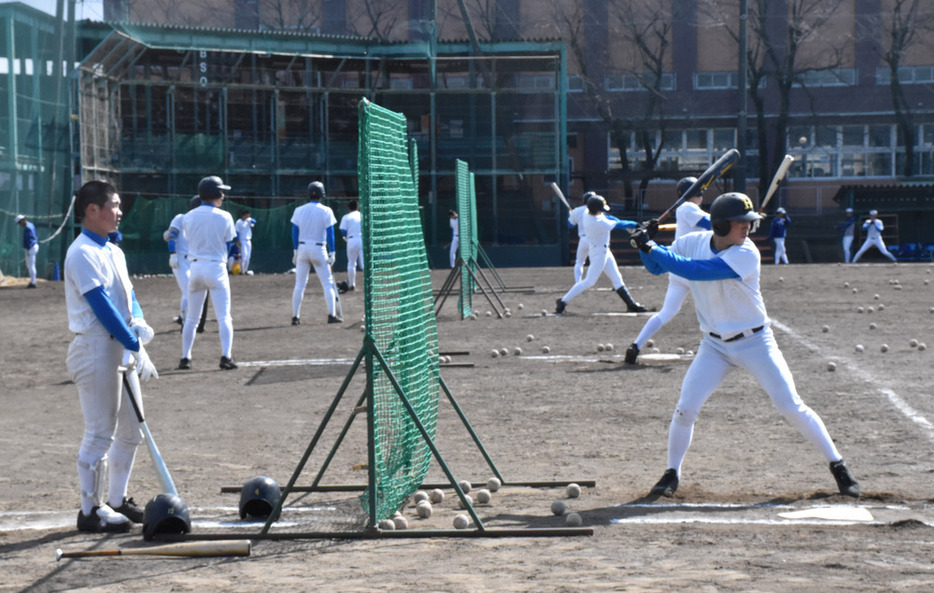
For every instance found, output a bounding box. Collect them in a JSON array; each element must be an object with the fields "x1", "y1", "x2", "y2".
[
  {"x1": 64, "y1": 180, "x2": 159, "y2": 532},
  {"x1": 625, "y1": 178, "x2": 710, "y2": 364},
  {"x1": 852, "y1": 209, "x2": 897, "y2": 263},
  {"x1": 179, "y1": 176, "x2": 238, "y2": 370},
  {"x1": 629, "y1": 192, "x2": 860, "y2": 499},
  {"x1": 291, "y1": 181, "x2": 341, "y2": 325},
  {"x1": 555, "y1": 194, "x2": 647, "y2": 314}
]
